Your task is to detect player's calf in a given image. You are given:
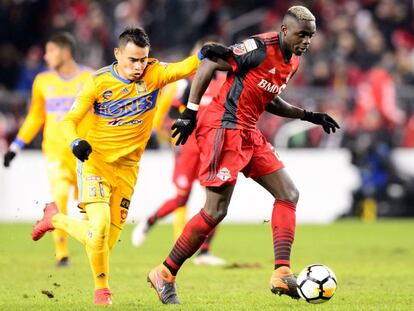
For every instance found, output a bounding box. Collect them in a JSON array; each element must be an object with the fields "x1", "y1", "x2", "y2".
[
  {"x1": 270, "y1": 266, "x2": 300, "y2": 299},
  {"x1": 31, "y1": 202, "x2": 58, "y2": 241}
]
